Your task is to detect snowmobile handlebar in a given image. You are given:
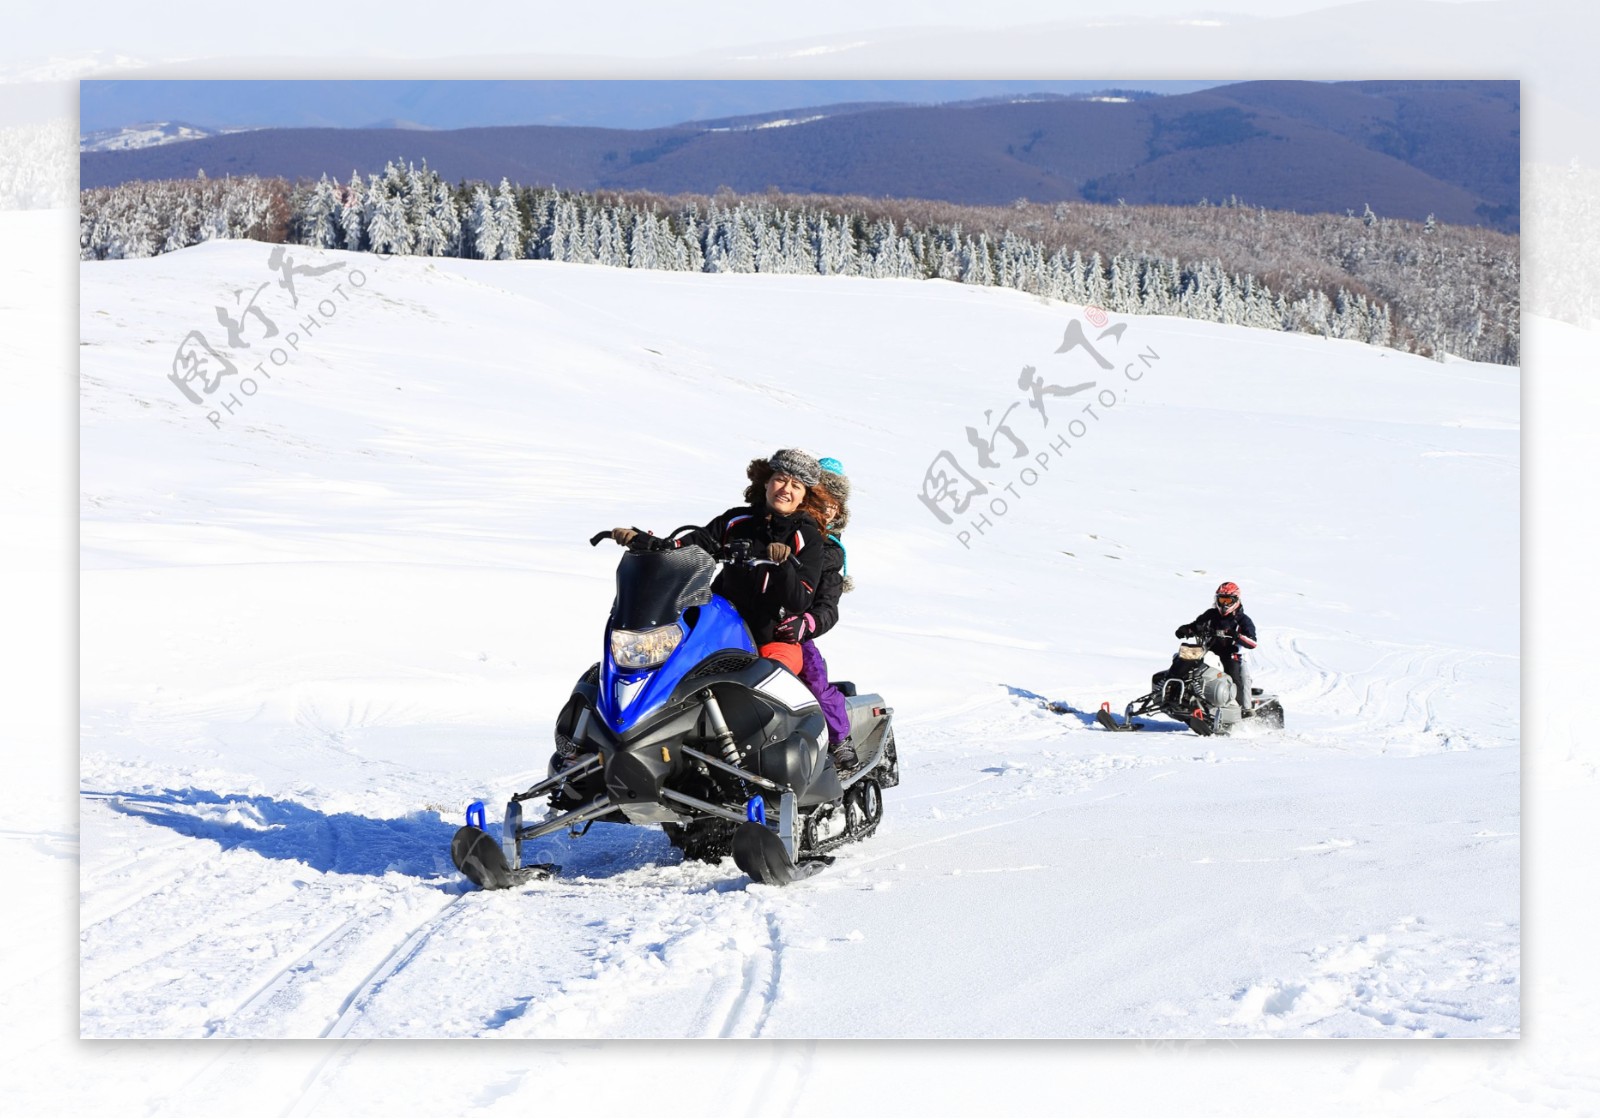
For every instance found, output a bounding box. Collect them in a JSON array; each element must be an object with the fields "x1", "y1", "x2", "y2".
[
  {"x1": 590, "y1": 527, "x2": 774, "y2": 567},
  {"x1": 590, "y1": 525, "x2": 702, "y2": 551},
  {"x1": 719, "y1": 538, "x2": 777, "y2": 569}
]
